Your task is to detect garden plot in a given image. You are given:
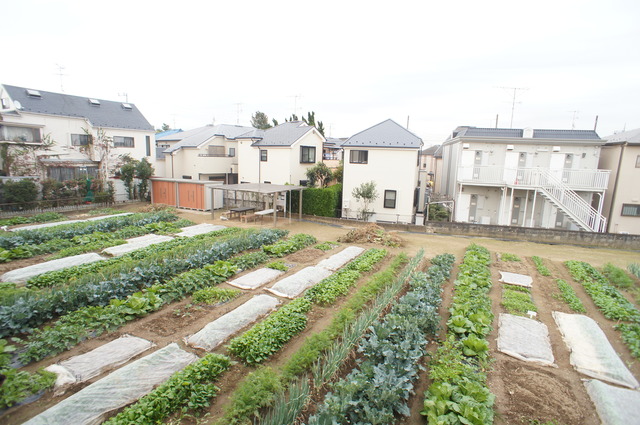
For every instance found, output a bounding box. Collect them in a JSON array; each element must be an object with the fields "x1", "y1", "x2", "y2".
[
  {"x1": 24, "y1": 343, "x2": 196, "y2": 425},
  {"x1": 175, "y1": 223, "x2": 226, "y2": 237},
  {"x1": 499, "y1": 271, "x2": 533, "y2": 288},
  {"x1": 1, "y1": 252, "x2": 105, "y2": 283},
  {"x1": 316, "y1": 246, "x2": 365, "y2": 271},
  {"x1": 228, "y1": 268, "x2": 285, "y2": 290},
  {"x1": 186, "y1": 294, "x2": 280, "y2": 351},
  {"x1": 267, "y1": 266, "x2": 332, "y2": 299},
  {"x1": 553, "y1": 311, "x2": 639, "y2": 389},
  {"x1": 584, "y1": 379, "x2": 640, "y2": 425},
  {"x1": 102, "y1": 234, "x2": 174, "y2": 257},
  {"x1": 45, "y1": 335, "x2": 154, "y2": 392},
  {"x1": 497, "y1": 313, "x2": 555, "y2": 366},
  {"x1": 9, "y1": 213, "x2": 132, "y2": 232}
]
